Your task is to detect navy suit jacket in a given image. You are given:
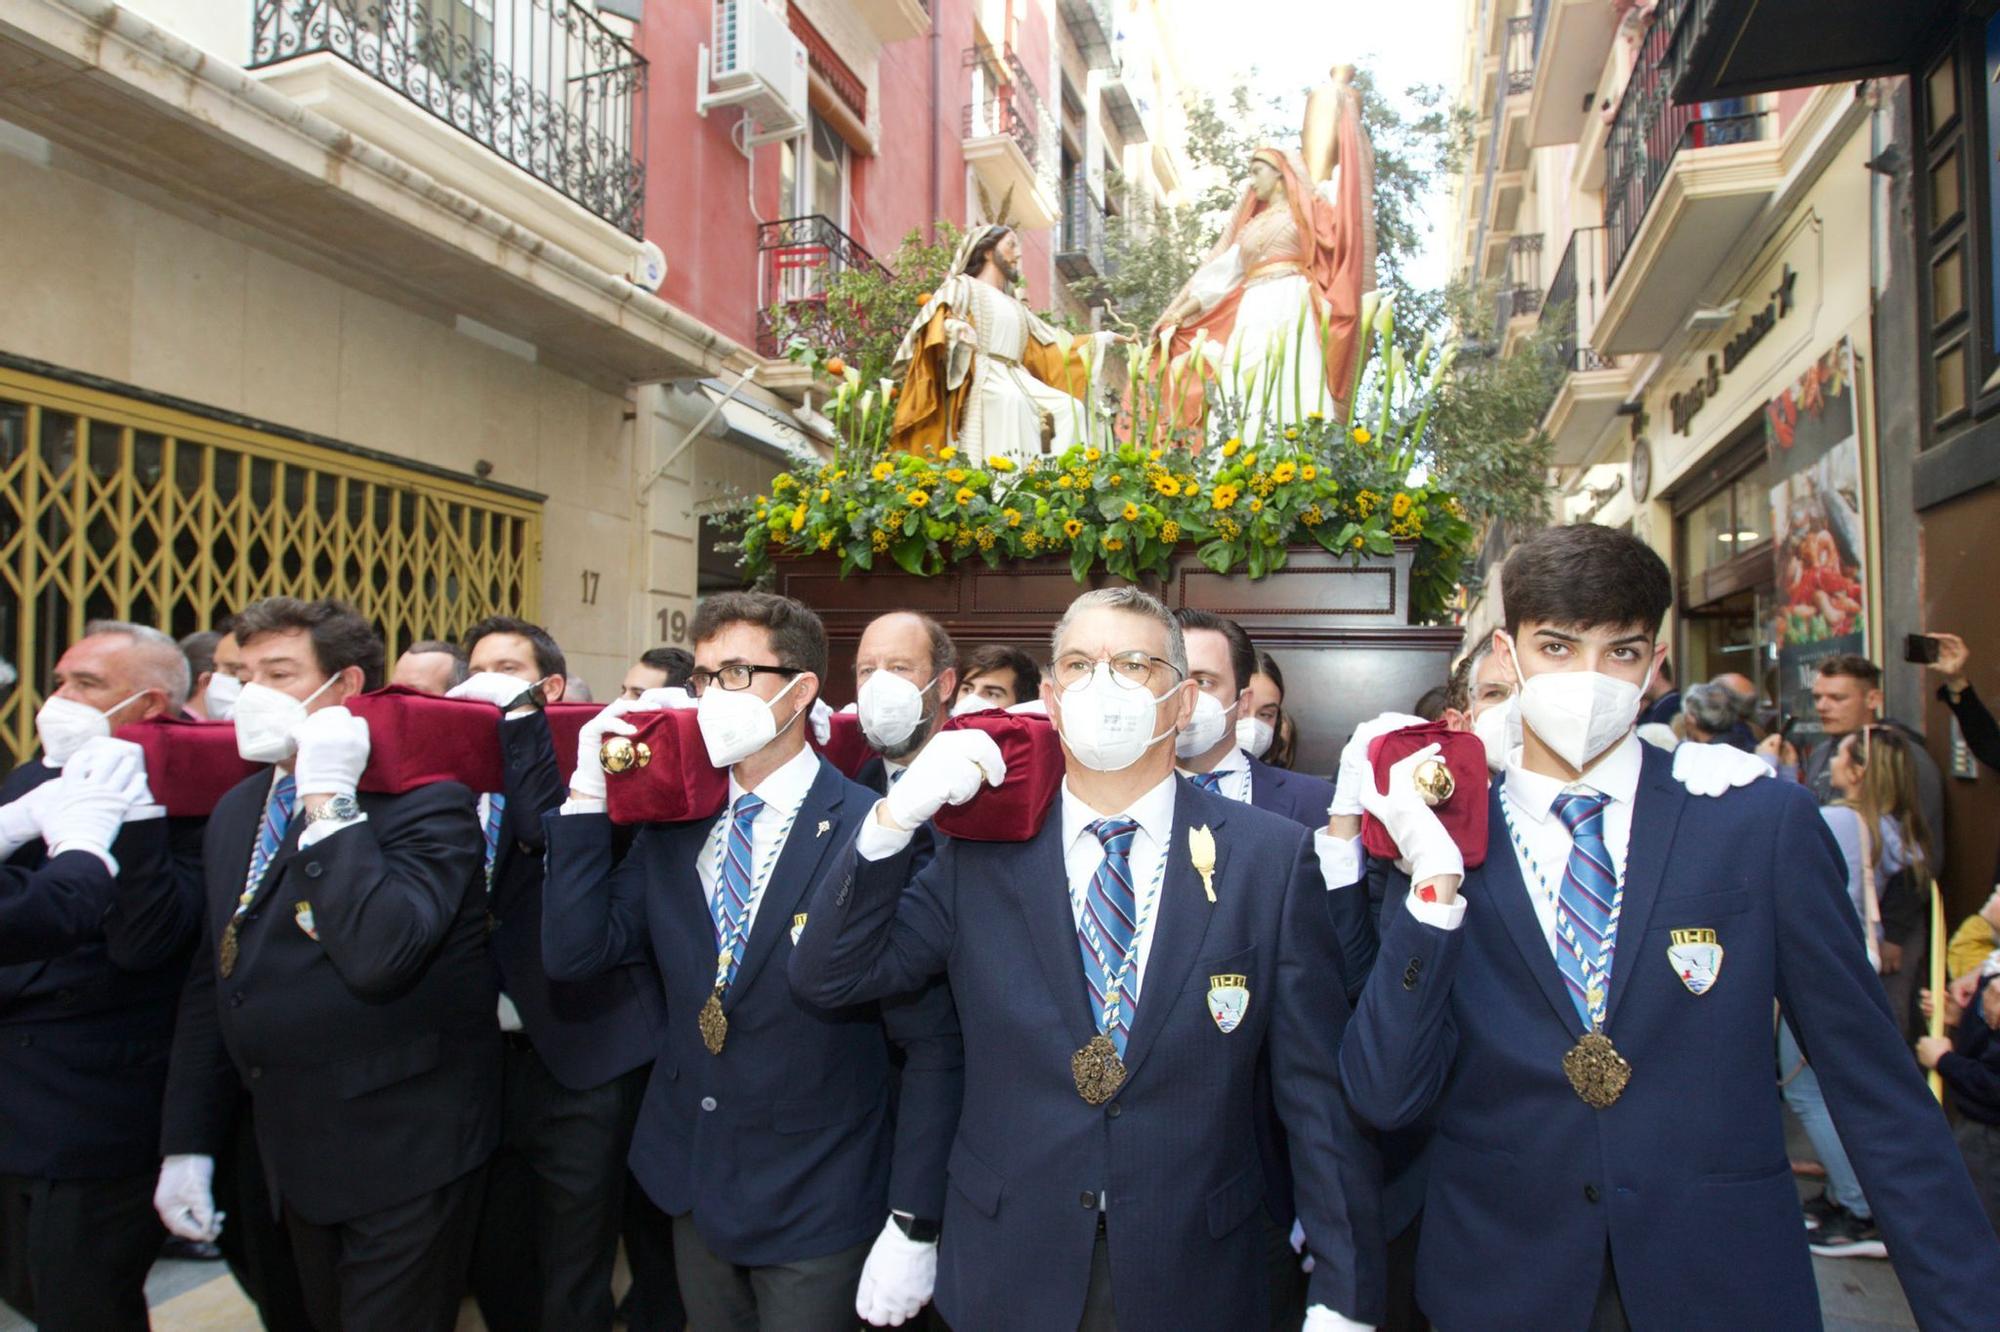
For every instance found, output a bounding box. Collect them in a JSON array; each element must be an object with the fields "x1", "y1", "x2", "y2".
[
  {"x1": 0, "y1": 760, "x2": 202, "y2": 1178},
  {"x1": 790, "y1": 777, "x2": 1384, "y2": 1331},
  {"x1": 488, "y1": 711, "x2": 663, "y2": 1090},
  {"x1": 162, "y1": 775, "x2": 500, "y2": 1225},
  {"x1": 1245, "y1": 755, "x2": 1334, "y2": 826},
  {"x1": 541, "y1": 755, "x2": 962, "y2": 1266},
  {"x1": 1341, "y1": 744, "x2": 2000, "y2": 1331}
]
